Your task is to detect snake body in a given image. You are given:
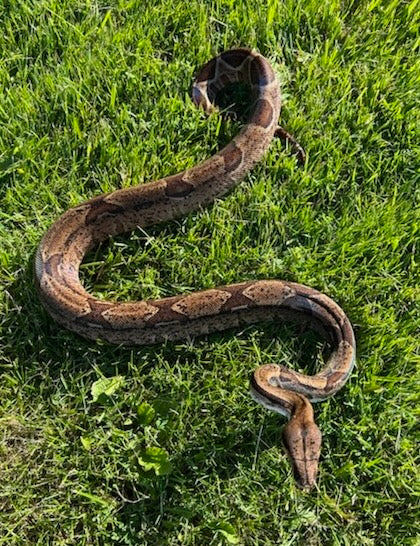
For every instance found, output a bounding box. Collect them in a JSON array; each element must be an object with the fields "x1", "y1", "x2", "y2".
[{"x1": 35, "y1": 49, "x2": 356, "y2": 489}]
